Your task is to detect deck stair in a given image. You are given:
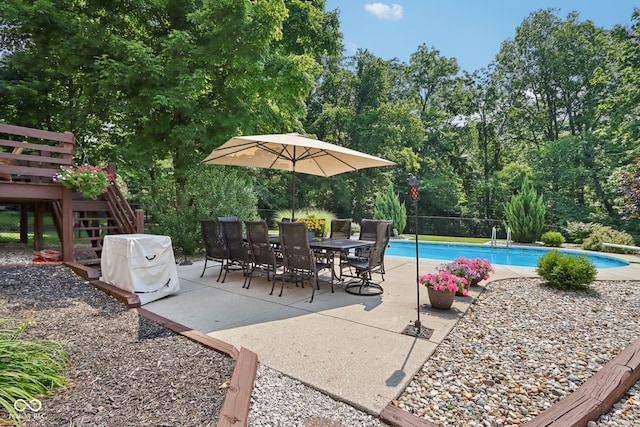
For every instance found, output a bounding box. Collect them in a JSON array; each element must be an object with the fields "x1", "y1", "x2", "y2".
[{"x1": 50, "y1": 178, "x2": 142, "y2": 268}]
